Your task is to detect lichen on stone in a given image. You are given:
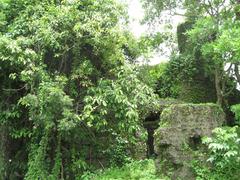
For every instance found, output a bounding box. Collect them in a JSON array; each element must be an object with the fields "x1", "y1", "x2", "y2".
[{"x1": 154, "y1": 103, "x2": 225, "y2": 180}]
